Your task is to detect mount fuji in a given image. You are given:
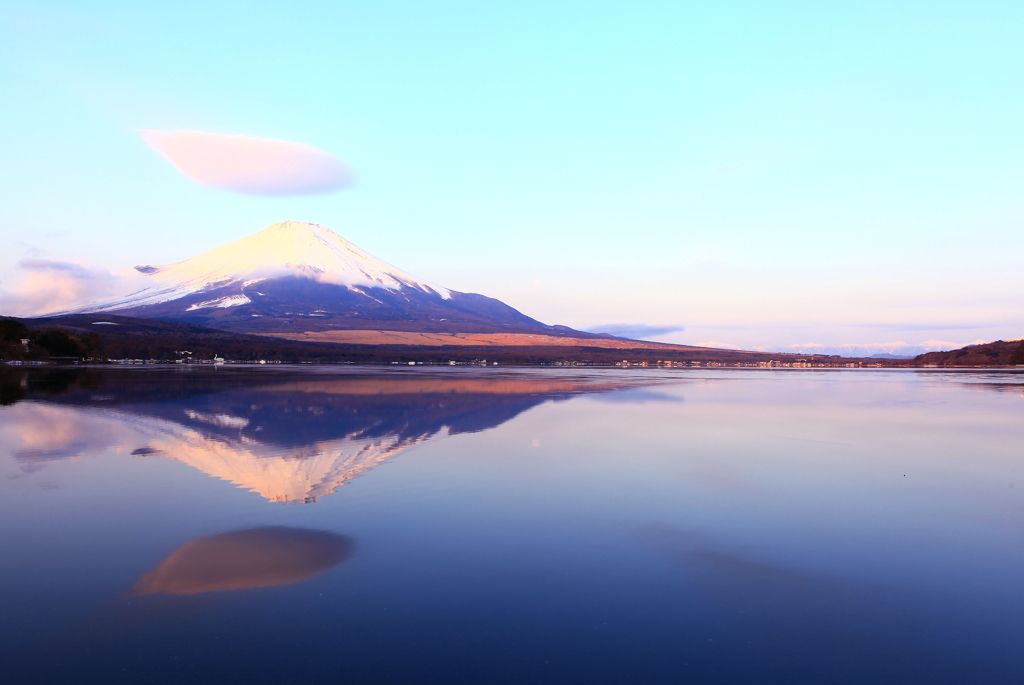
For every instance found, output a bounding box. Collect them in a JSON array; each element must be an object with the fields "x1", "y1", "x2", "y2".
[{"x1": 68, "y1": 222, "x2": 562, "y2": 337}]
